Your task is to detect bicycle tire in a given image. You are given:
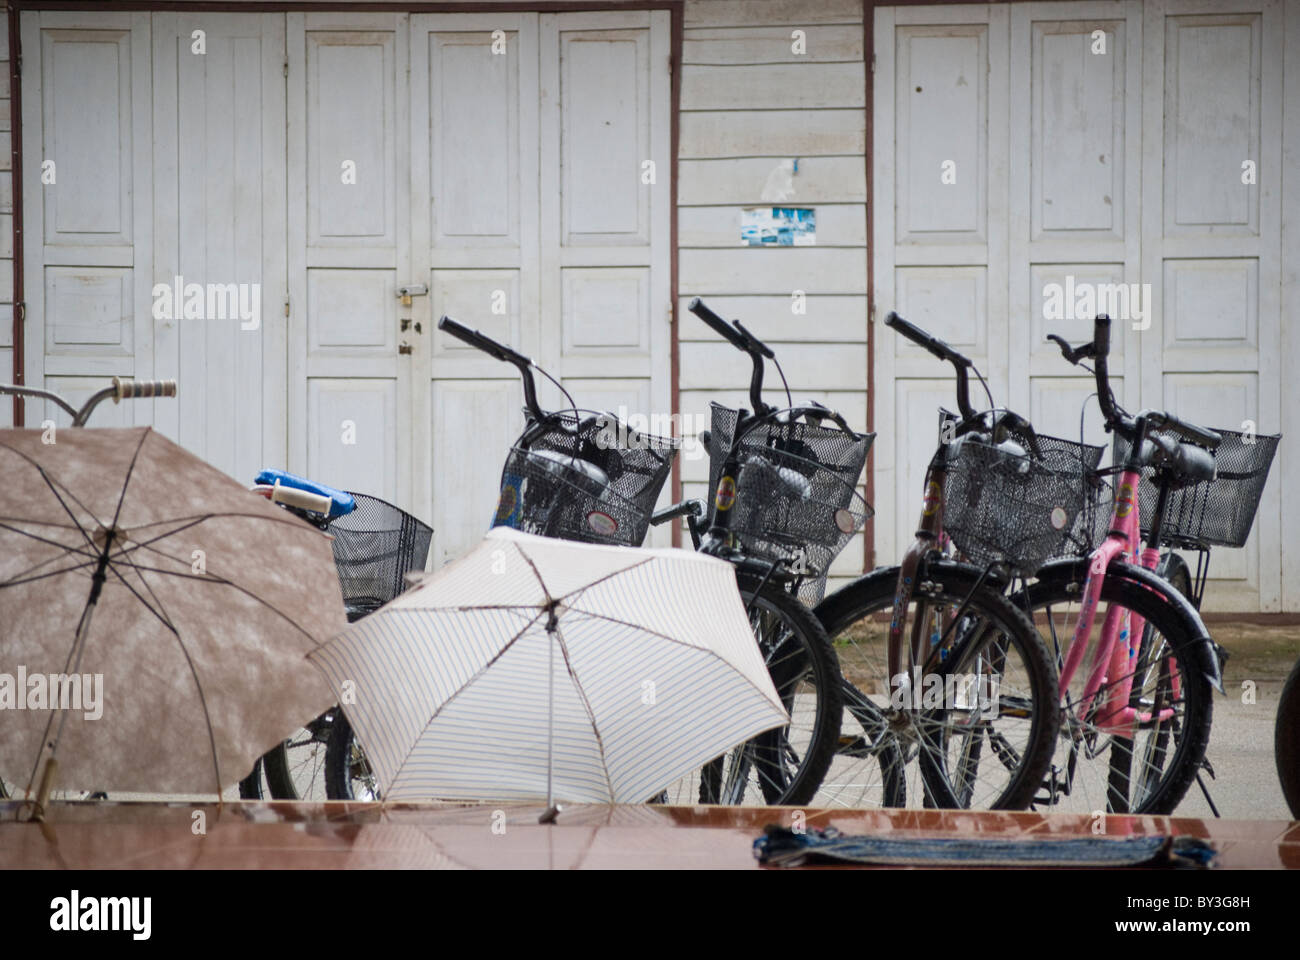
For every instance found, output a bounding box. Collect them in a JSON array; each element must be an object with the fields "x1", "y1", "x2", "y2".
[
  {"x1": 694, "y1": 573, "x2": 842, "y2": 806},
  {"x1": 815, "y1": 559, "x2": 1058, "y2": 810},
  {"x1": 1019, "y1": 571, "x2": 1214, "y2": 815},
  {"x1": 260, "y1": 710, "x2": 335, "y2": 800},
  {"x1": 1275, "y1": 657, "x2": 1300, "y2": 819},
  {"x1": 325, "y1": 709, "x2": 382, "y2": 801}
]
